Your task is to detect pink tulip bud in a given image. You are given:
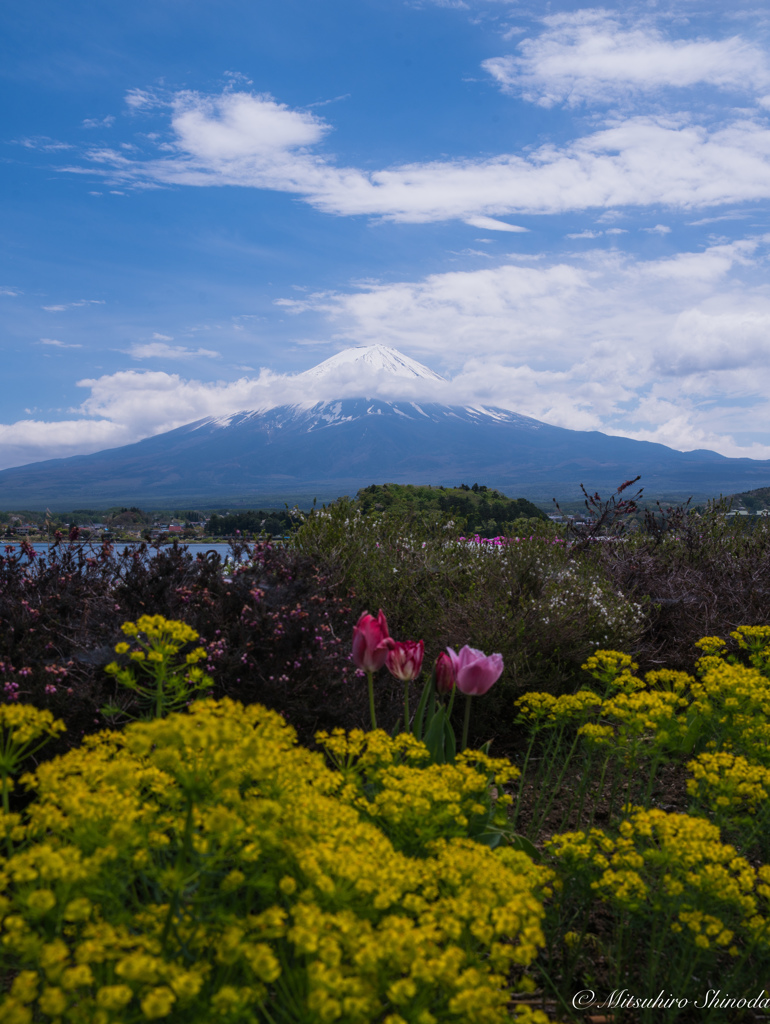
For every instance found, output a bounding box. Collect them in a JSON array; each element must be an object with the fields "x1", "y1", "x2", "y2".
[
  {"x1": 434, "y1": 651, "x2": 456, "y2": 694},
  {"x1": 386, "y1": 640, "x2": 424, "y2": 682},
  {"x1": 447, "y1": 645, "x2": 503, "y2": 696},
  {"x1": 351, "y1": 609, "x2": 390, "y2": 673}
]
